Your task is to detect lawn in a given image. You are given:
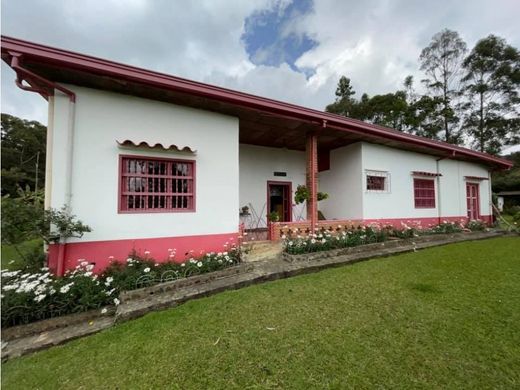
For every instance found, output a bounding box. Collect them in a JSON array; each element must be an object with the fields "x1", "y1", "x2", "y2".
[
  {"x1": 1, "y1": 239, "x2": 43, "y2": 270},
  {"x1": 2, "y1": 237, "x2": 520, "y2": 389}
]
